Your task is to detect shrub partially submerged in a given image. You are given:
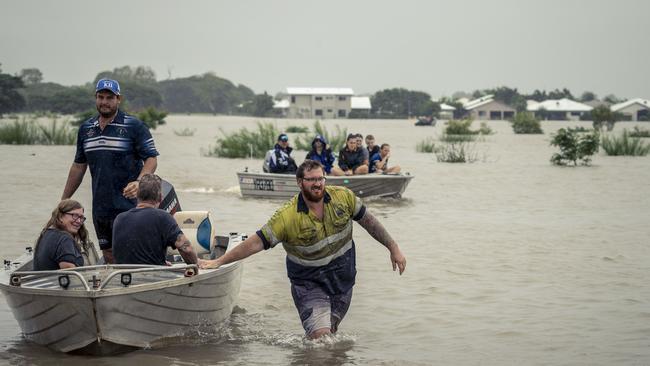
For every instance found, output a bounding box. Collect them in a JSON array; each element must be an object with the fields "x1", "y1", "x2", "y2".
[
  {"x1": 208, "y1": 122, "x2": 279, "y2": 158},
  {"x1": 294, "y1": 120, "x2": 348, "y2": 152},
  {"x1": 510, "y1": 112, "x2": 543, "y2": 134},
  {"x1": 0, "y1": 116, "x2": 76, "y2": 145},
  {"x1": 550, "y1": 128, "x2": 599, "y2": 166}
]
